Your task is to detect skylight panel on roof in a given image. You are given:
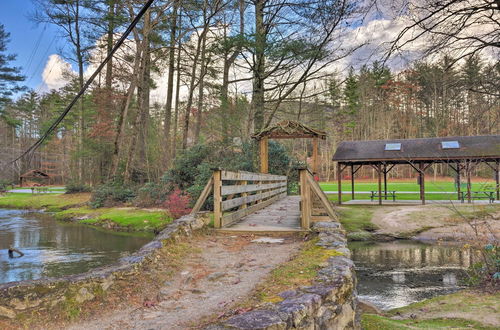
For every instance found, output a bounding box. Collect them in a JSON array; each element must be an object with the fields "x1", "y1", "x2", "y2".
[
  {"x1": 385, "y1": 143, "x2": 401, "y2": 151},
  {"x1": 441, "y1": 141, "x2": 460, "y2": 149}
]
